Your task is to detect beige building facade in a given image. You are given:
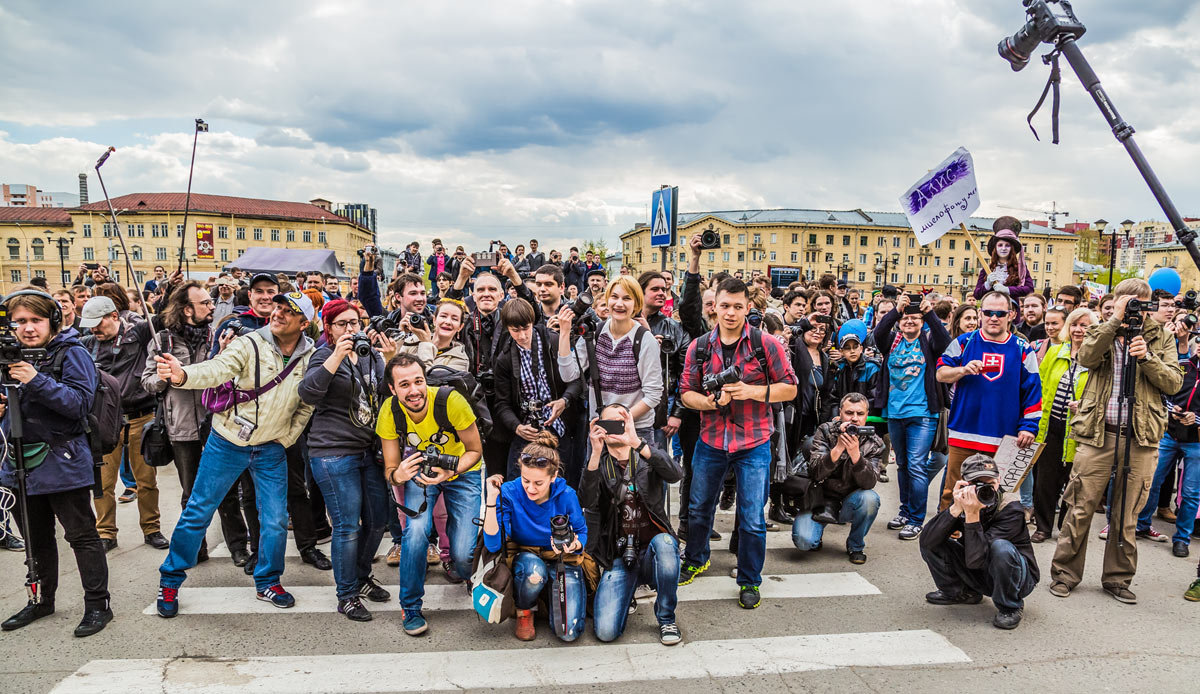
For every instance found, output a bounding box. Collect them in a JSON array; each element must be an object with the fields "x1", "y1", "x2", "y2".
[
  {"x1": 0, "y1": 193, "x2": 373, "y2": 293},
  {"x1": 621, "y1": 208, "x2": 1079, "y2": 298}
]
